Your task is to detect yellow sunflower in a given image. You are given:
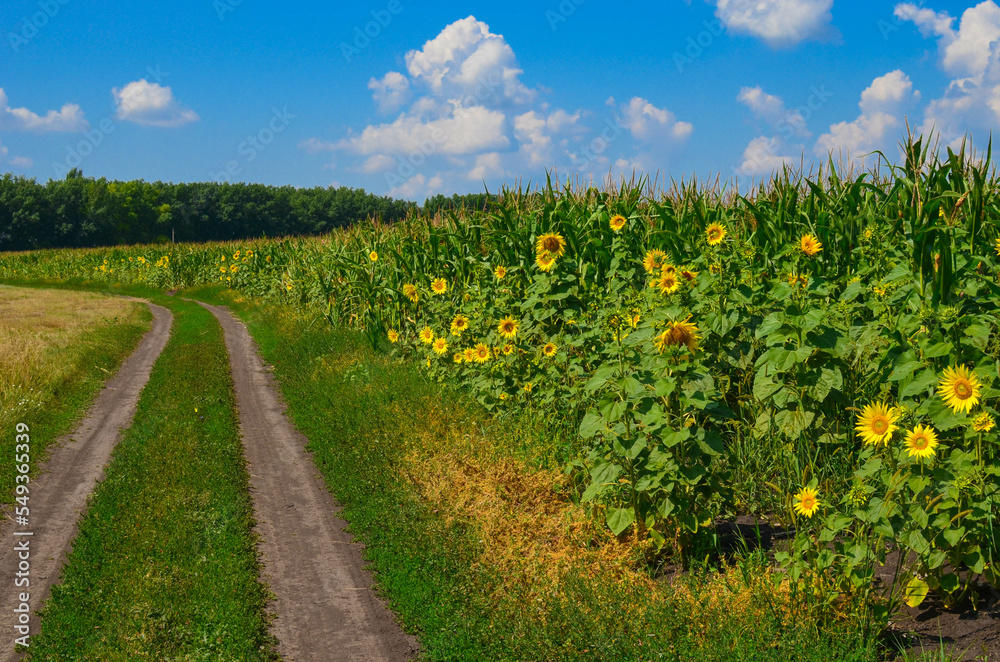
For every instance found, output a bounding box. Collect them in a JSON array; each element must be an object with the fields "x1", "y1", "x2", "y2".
[
  {"x1": 494, "y1": 265, "x2": 507, "y2": 279},
  {"x1": 973, "y1": 412, "x2": 995, "y2": 433},
  {"x1": 656, "y1": 272, "x2": 680, "y2": 295},
  {"x1": 793, "y1": 487, "x2": 820, "y2": 517},
  {"x1": 642, "y1": 249, "x2": 667, "y2": 274},
  {"x1": 402, "y1": 283, "x2": 419, "y2": 304},
  {"x1": 463, "y1": 347, "x2": 476, "y2": 362},
  {"x1": 904, "y1": 424, "x2": 940, "y2": 459},
  {"x1": 995, "y1": 236, "x2": 1000, "y2": 257},
  {"x1": 938, "y1": 365, "x2": 981, "y2": 414},
  {"x1": 387, "y1": 329, "x2": 399, "y2": 343},
  {"x1": 653, "y1": 317, "x2": 700, "y2": 353},
  {"x1": 450, "y1": 314, "x2": 469, "y2": 336},
  {"x1": 542, "y1": 342, "x2": 557, "y2": 358},
  {"x1": 418, "y1": 327, "x2": 435, "y2": 344},
  {"x1": 680, "y1": 268, "x2": 699, "y2": 282},
  {"x1": 536, "y1": 233, "x2": 567, "y2": 258},
  {"x1": 432, "y1": 337, "x2": 449, "y2": 355},
  {"x1": 453, "y1": 352, "x2": 464, "y2": 364},
  {"x1": 431, "y1": 278, "x2": 448, "y2": 295},
  {"x1": 706, "y1": 223, "x2": 727, "y2": 246},
  {"x1": 473, "y1": 343, "x2": 492, "y2": 363},
  {"x1": 609, "y1": 214, "x2": 627, "y2": 232},
  {"x1": 502, "y1": 344, "x2": 514, "y2": 355},
  {"x1": 498, "y1": 316, "x2": 519, "y2": 339},
  {"x1": 855, "y1": 402, "x2": 899, "y2": 446},
  {"x1": 799, "y1": 234, "x2": 823, "y2": 257},
  {"x1": 369, "y1": 250, "x2": 378, "y2": 262},
  {"x1": 536, "y1": 251, "x2": 557, "y2": 272}
]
